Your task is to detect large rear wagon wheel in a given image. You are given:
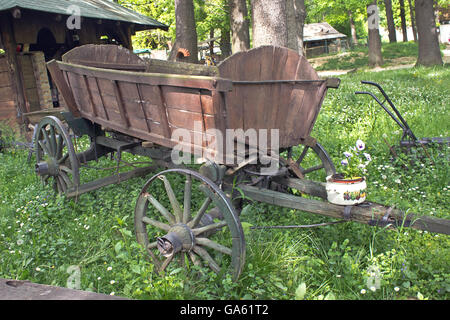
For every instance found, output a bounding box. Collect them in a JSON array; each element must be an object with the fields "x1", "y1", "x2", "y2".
[
  {"x1": 283, "y1": 142, "x2": 336, "y2": 180},
  {"x1": 134, "y1": 169, "x2": 246, "y2": 281},
  {"x1": 35, "y1": 116, "x2": 80, "y2": 195}
]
